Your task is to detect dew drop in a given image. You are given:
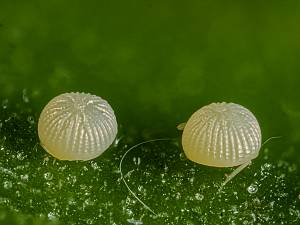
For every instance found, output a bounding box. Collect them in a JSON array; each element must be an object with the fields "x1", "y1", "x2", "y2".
[
  {"x1": 288, "y1": 164, "x2": 297, "y2": 172},
  {"x1": 27, "y1": 116, "x2": 35, "y2": 125},
  {"x1": 30, "y1": 188, "x2": 41, "y2": 194},
  {"x1": 67, "y1": 175, "x2": 77, "y2": 185},
  {"x1": 22, "y1": 89, "x2": 29, "y2": 103},
  {"x1": 20, "y1": 174, "x2": 29, "y2": 181},
  {"x1": 86, "y1": 218, "x2": 94, "y2": 224},
  {"x1": 47, "y1": 211, "x2": 58, "y2": 220},
  {"x1": 90, "y1": 161, "x2": 100, "y2": 171},
  {"x1": 113, "y1": 136, "x2": 122, "y2": 147},
  {"x1": 2, "y1": 99, "x2": 8, "y2": 109},
  {"x1": 231, "y1": 205, "x2": 238, "y2": 214},
  {"x1": 17, "y1": 152, "x2": 26, "y2": 160},
  {"x1": 125, "y1": 208, "x2": 133, "y2": 216},
  {"x1": 127, "y1": 219, "x2": 143, "y2": 225},
  {"x1": 44, "y1": 172, "x2": 53, "y2": 180},
  {"x1": 247, "y1": 184, "x2": 258, "y2": 194},
  {"x1": 195, "y1": 193, "x2": 204, "y2": 201},
  {"x1": 262, "y1": 163, "x2": 272, "y2": 170},
  {"x1": 16, "y1": 190, "x2": 21, "y2": 197},
  {"x1": 175, "y1": 192, "x2": 181, "y2": 200},
  {"x1": 3, "y1": 180, "x2": 12, "y2": 189}
]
